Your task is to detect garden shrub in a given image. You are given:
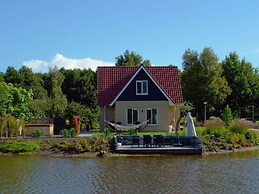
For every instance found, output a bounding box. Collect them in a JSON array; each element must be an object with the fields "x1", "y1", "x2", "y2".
[
  {"x1": 245, "y1": 130, "x2": 259, "y2": 145},
  {"x1": 230, "y1": 125, "x2": 249, "y2": 135},
  {"x1": 103, "y1": 128, "x2": 112, "y2": 138},
  {"x1": 0, "y1": 141, "x2": 40, "y2": 153},
  {"x1": 127, "y1": 128, "x2": 136, "y2": 136},
  {"x1": 221, "y1": 105, "x2": 233, "y2": 127},
  {"x1": 34, "y1": 129, "x2": 42, "y2": 138},
  {"x1": 230, "y1": 133, "x2": 246, "y2": 148},
  {"x1": 78, "y1": 140, "x2": 91, "y2": 152},
  {"x1": 209, "y1": 116, "x2": 221, "y2": 121},
  {"x1": 70, "y1": 128, "x2": 77, "y2": 137},
  {"x1": 203, "y1": 126, "x2": 225, "y2": 138},
  {"x1": 61, "y1": 129, "x2": 70, "y2": 138},
  {"x1": 58, "y1": 141, "x2": 71, "y2": 151},
  {"x1": 73, "y1": 142, "x2": 84, "y2": 153}
]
